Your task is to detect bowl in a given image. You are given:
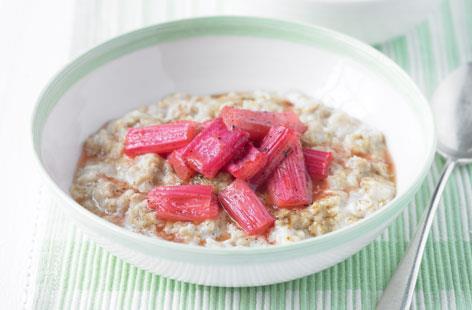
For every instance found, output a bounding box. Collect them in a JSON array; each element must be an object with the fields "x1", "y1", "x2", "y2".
[
  {"x1": 32, "y1": 16, "x2": 435, "y2": 286},
  {"x1": 223, "y1": 0, "x2": 441, "y2": 44}
]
